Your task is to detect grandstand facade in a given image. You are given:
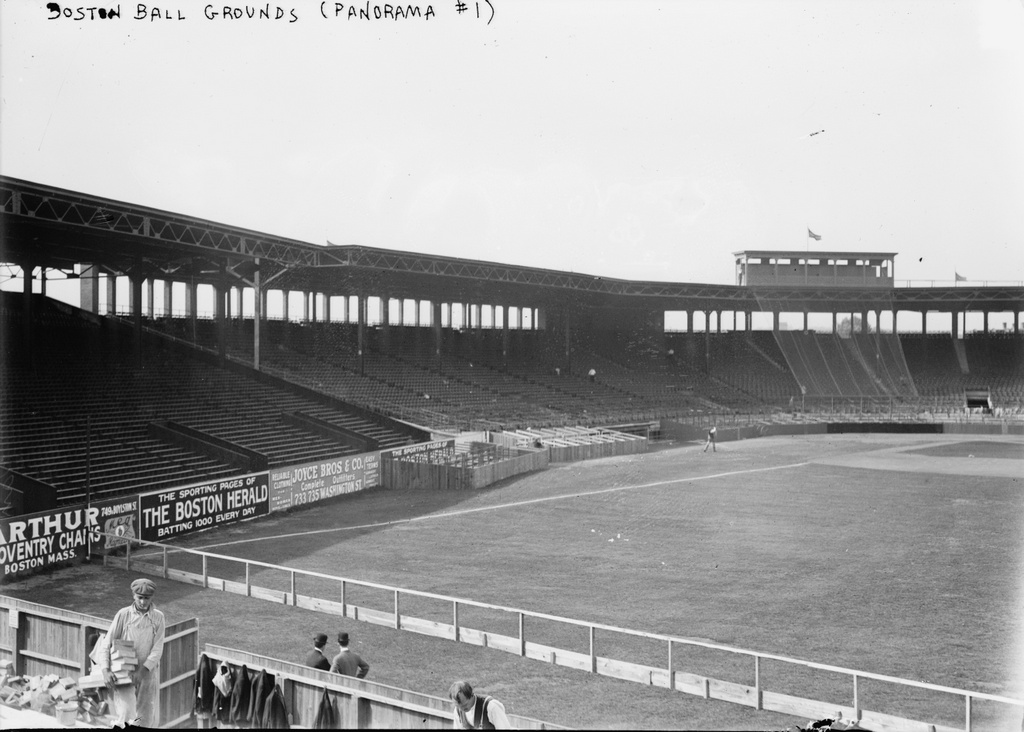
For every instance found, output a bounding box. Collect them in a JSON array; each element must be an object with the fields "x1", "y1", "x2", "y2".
[{"x1": 2, "y1": 175, "x2": 1023, "y2": 519}]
